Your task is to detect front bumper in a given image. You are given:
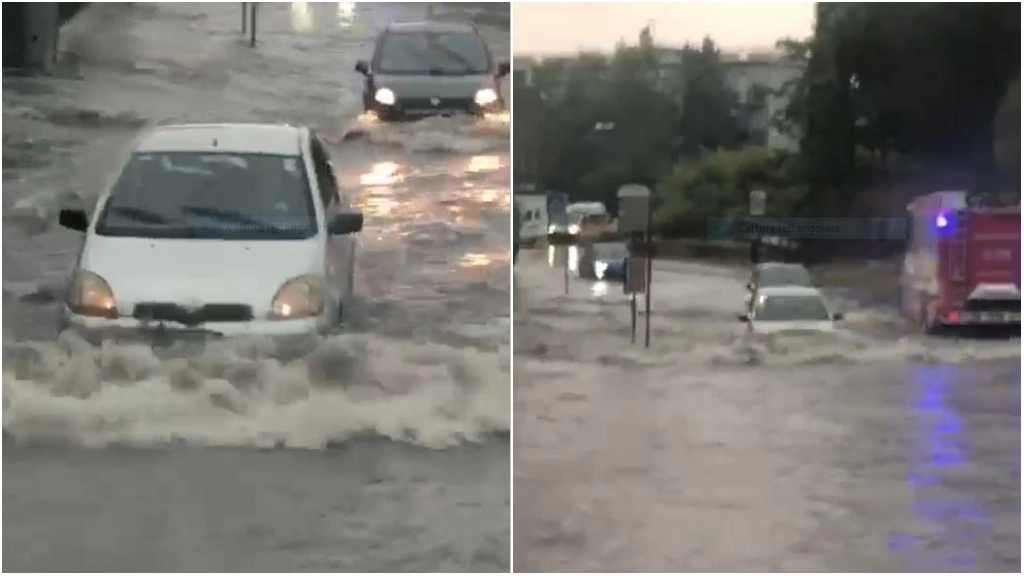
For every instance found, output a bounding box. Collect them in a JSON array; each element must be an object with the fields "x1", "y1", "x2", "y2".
[
  {"x1": 941, "y1": 311, "x2": 1021, "y2": 326},
  {"x1": 61, "y1": 309, "x2": 328, "y2": 348},
  {"x1": 366, "y1": 100, "x2": 504, "y2": 122}
]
